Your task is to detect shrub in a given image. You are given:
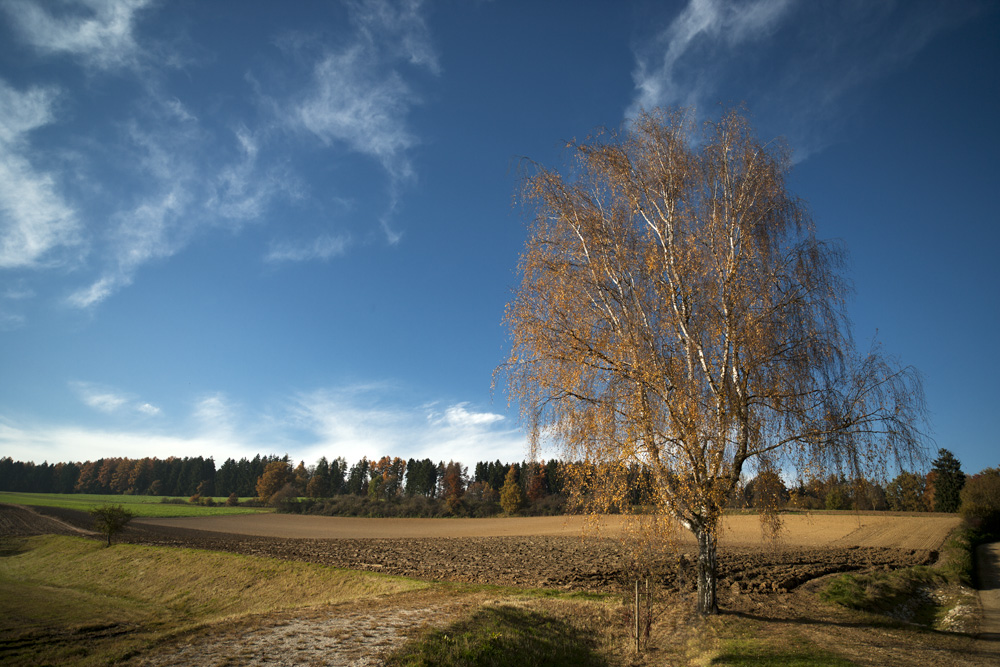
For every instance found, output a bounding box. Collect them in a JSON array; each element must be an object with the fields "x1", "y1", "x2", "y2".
[
  {"x1": 89, "y1": 504, "x2": 135, "y2": 547},
  {"x1": 226, "y1": 492, "x2": 240, "y2": 507},
  {"x1": 269, "y1": 483, "x2": 300, "y2": 508}
]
